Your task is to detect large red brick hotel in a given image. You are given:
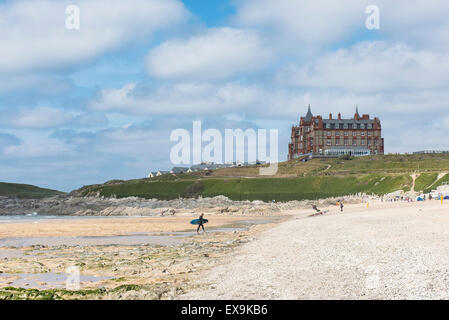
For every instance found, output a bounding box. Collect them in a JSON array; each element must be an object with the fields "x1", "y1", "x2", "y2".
[{"x1": 288, "y1": 105, "x2": 384, "y2": 160}]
